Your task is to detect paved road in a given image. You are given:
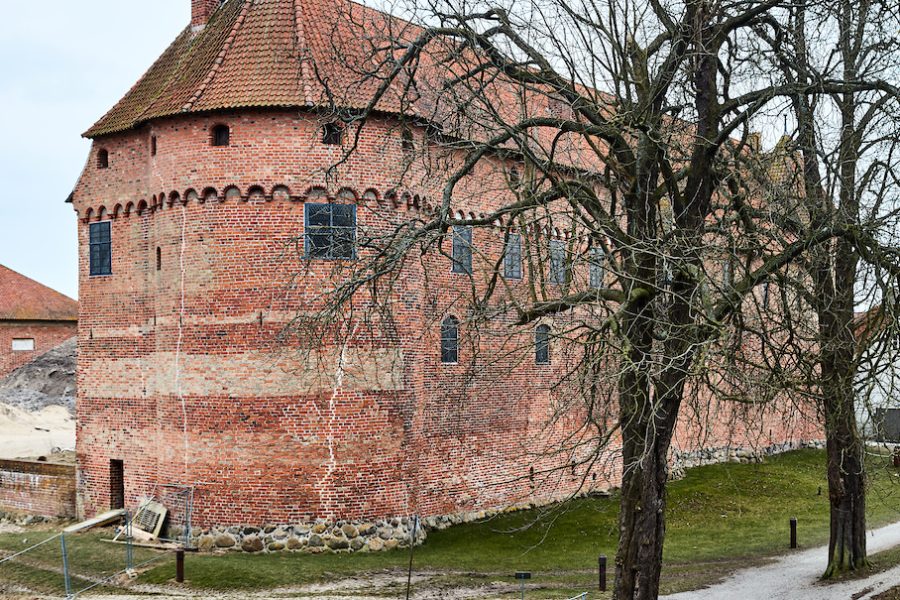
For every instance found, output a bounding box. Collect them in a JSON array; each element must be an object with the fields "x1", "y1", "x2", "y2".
[{"x1": 664, "y1": 521, "x2": 900, "y2": 600}]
